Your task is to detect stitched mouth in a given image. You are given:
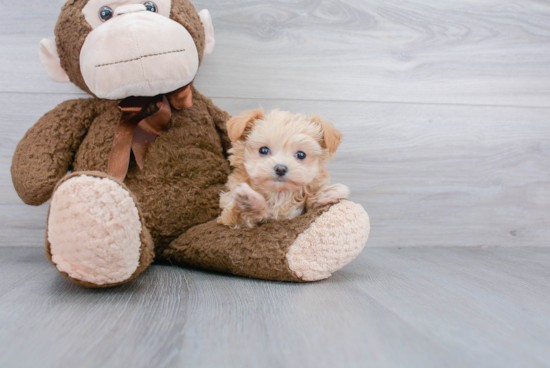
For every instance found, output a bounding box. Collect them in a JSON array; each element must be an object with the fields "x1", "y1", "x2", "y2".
[{"x1": 95, "y1": 49, "x2": 185, "y2": 68}]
